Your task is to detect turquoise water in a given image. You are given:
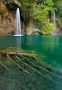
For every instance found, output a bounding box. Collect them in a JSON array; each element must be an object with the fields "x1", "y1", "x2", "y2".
[
  {"x1": 0, "y1": 35, "x2": 62, "y2": 90},
  {"x1": 0, "y1": 35, "x2": 62, "y2": 68}
]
